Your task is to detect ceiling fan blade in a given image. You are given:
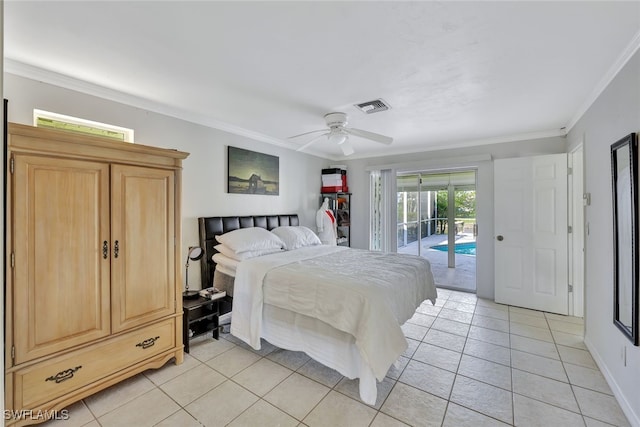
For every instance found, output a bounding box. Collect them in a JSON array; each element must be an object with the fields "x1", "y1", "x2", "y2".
[
  {"x1": 288, "y1": 129, "x2": 327, "y2": 139},
  {"x1": 339, "y1": 139, "x2": 355, "y2": 156},
  {"x1": 296, "y1": 132, "x2": 329, "y2": 152},
  {"x1": 346, "y1": 128, "x2": 393, "y2": 145}
]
